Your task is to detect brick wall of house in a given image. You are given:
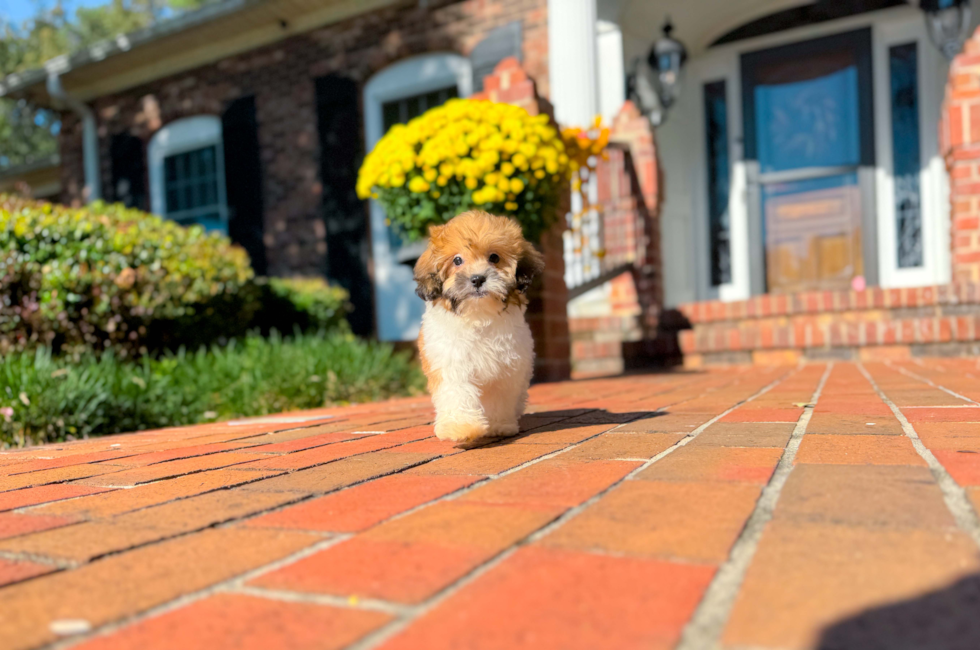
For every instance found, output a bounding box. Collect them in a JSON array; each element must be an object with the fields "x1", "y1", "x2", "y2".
[
  {"x1": 941, "y1": 25, "x2": 980, "y2": 283},
  {"x1": 59, "y1": 0, "x2": 548, "y2": 278}
]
